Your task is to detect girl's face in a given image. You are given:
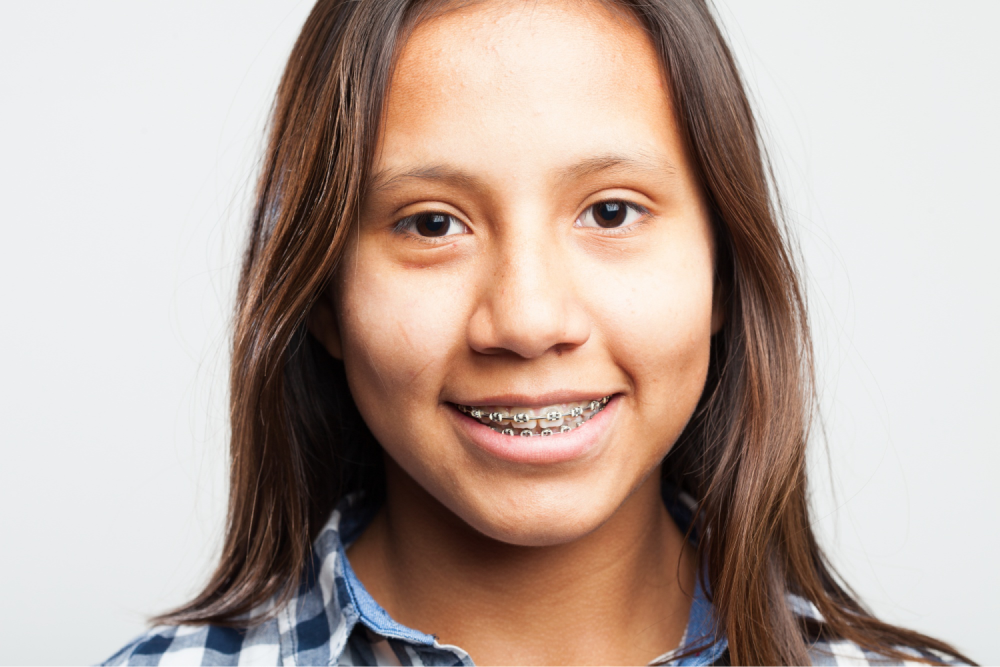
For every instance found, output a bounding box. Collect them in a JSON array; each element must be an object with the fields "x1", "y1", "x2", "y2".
[{"x1": 314, "y1": 0, "x2": 719, "y2": 546}]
